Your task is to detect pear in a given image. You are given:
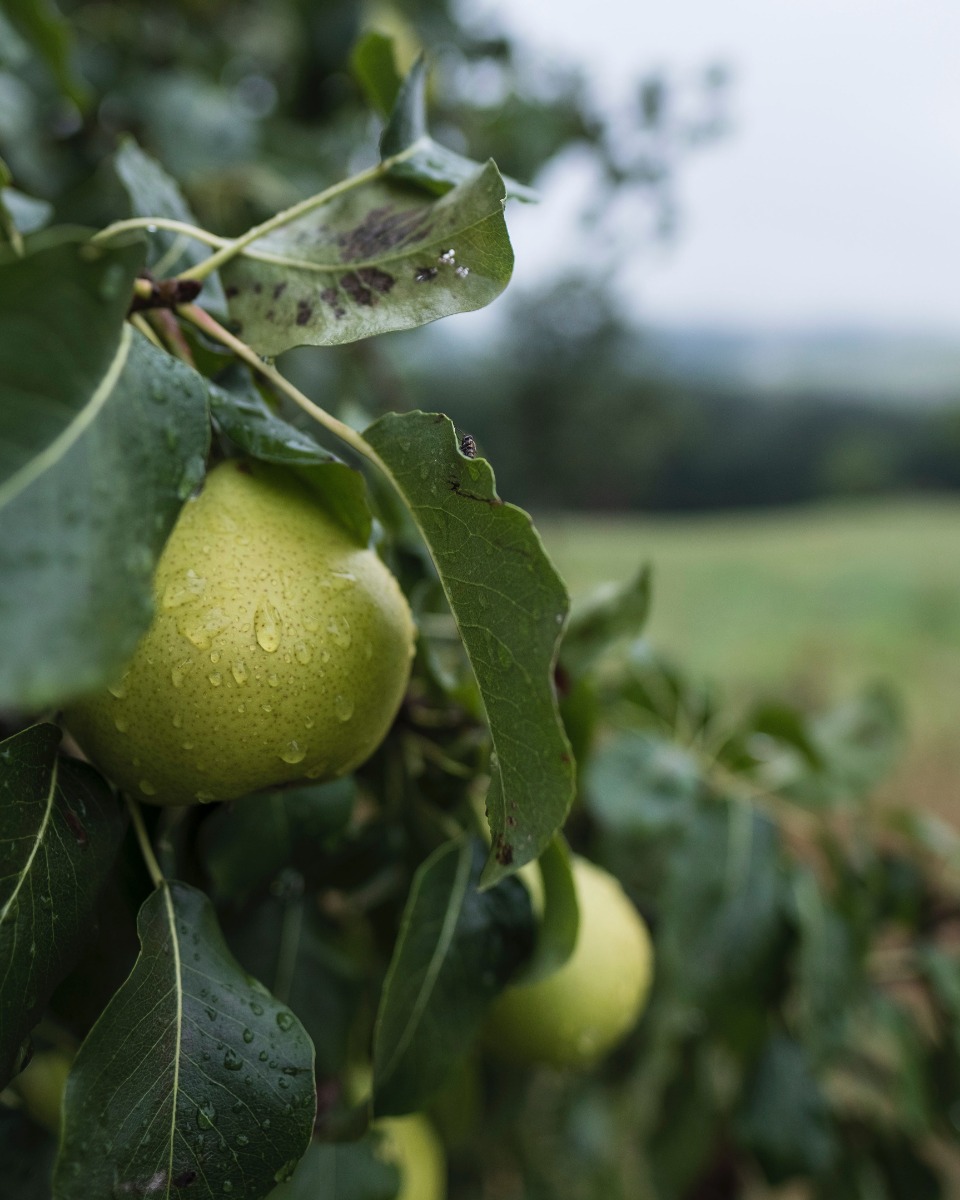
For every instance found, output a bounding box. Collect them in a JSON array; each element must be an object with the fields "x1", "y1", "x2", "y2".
[
  {"x1": 484, "y1": 856, "x2": 653, "y2": 1068},
  {"x1": 65, "y1": 459, "x2": 416, "y2": 806}
]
